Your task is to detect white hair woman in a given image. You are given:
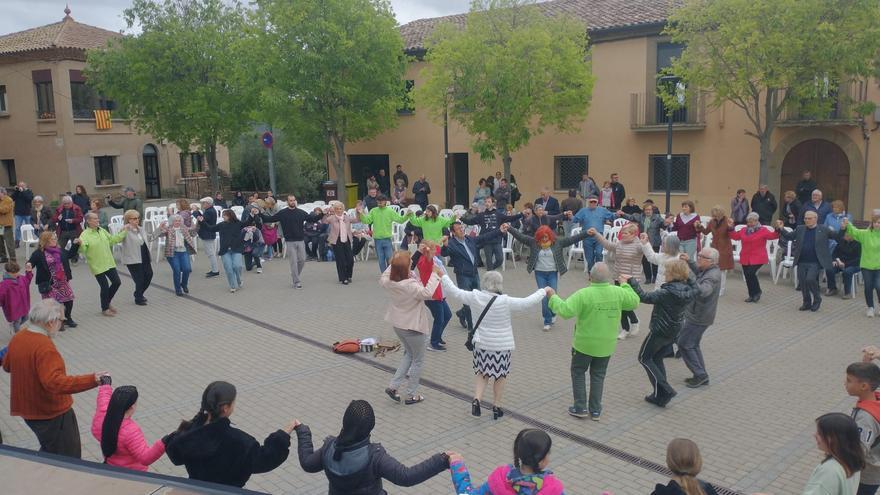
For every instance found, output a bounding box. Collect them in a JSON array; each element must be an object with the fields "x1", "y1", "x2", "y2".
[
  {"x1": 74, "y1": 212, "x2": 127, "y2": 316},
  {"x1": 729, "y1": 212, "x2": 778, "y2": 303},
  {"x1": 321, "y1": 201, "x2": 356, "y2": 284},
  {"x1": 152, "y1": 213, "x2": 198, "y2": 296},
  {"x1": 642, "y1": 233, "x2": 681, "y2": 286},
  {"x1": 440, "y1": 270, "x2": 546, "y2": 419},
  {"x1": 30, "y1": 195, "x2": 53, "y2": 233}
]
